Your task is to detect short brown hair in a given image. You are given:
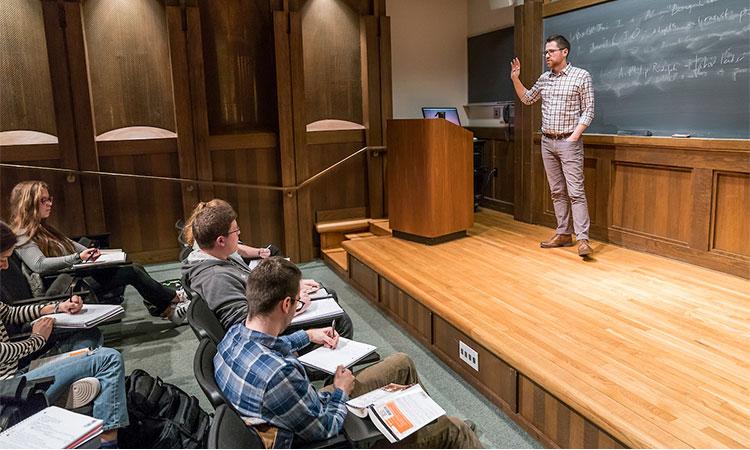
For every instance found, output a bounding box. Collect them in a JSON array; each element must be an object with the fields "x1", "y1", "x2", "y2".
[
  {"x1": 546, "y1": 35, "x2": 570, "y2": 52},
  {"x1": 191, "y1": 202, "x2": 237, "y2": 249},
  {"x1": 245, "y1": 257, "x2": 302, "y2": 318}
]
